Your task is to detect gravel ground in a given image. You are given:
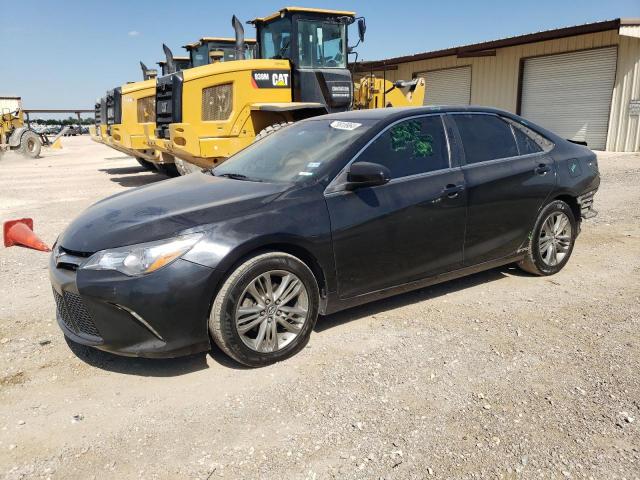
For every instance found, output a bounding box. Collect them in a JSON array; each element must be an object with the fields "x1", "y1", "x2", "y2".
[{"x1": 0, "y1": 137, "x2": 639, "y2": 480}]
